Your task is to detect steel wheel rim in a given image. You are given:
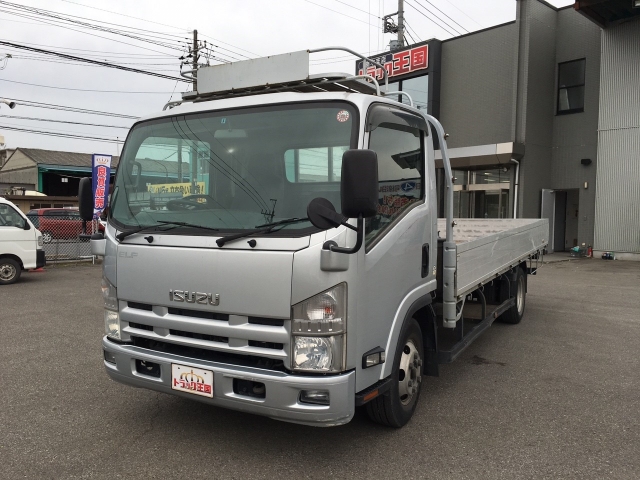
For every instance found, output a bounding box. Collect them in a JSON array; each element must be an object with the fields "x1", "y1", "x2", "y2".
[
  {"x1": 516, "y1": 275, "x2": 525, "y2": 314},
  {"x1": 398, "y1": 339, "x2": 422, "y2": 406},
  {"x1": 0, "y1": 263, "x2": 17, "y2": 282}
]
